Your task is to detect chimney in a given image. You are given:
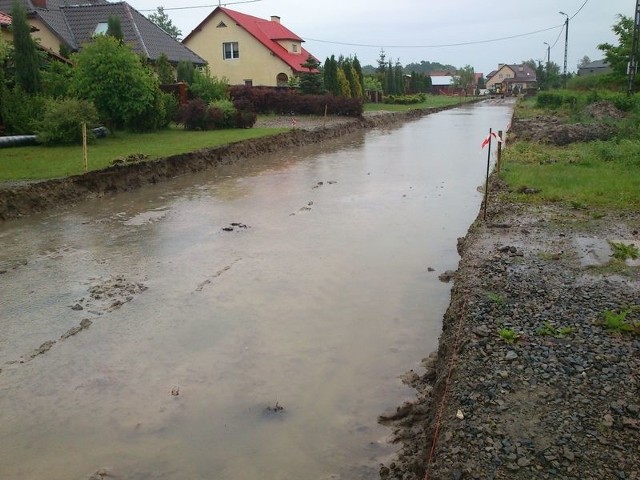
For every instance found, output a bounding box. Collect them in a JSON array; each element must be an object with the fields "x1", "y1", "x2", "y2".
[
  {"x1": 270, "y1": 15, "x2": 280, "y2": 23},
  {"x1": 498, "y1": 63, "x2": 505, "y2": 69},
  {"x1": 32, "y1": 0, "x2": 47, "y2": 8}
]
